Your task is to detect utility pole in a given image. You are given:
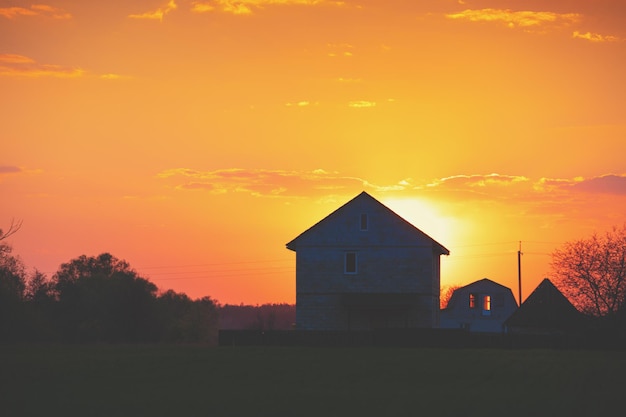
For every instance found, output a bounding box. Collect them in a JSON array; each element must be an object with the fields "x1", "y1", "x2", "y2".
[{"x1": 517, "y1": 241, "x2": 523, "y2": 306}]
